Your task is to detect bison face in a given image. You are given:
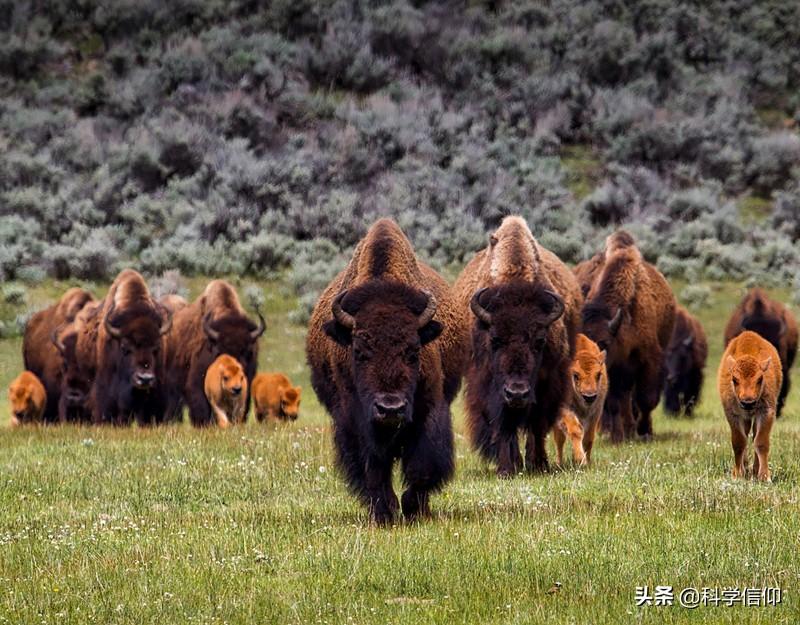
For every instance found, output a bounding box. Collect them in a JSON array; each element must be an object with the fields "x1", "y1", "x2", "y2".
[
  {"x1": 665, "y1": 334, "x2": 693, "y2": 387},
  {"x1": 323, "y1": 281, "x2": 442, "y2": 427},
  {"x1": 280, "y1": 386, "x2": 301, "y2": 420},
  {"x1": 728, "y1": 355, "x2": 770, "y2": 411},
  {"x1": 55, "y1": 332, "x2": 94, "y2": 408},
  {"x1": 581, "y1": 302, "x2": 624, "y2": 361},
  {"x1": 203, "y1": 312, "x2": 266, "y2": 377},
  {"x1": 570, "y1": 348, "x2": 606, "y2": 407},
  {"x1": 470, "y1": 283, "x2": 565, "y2": 410},
  {"x1": 105, "y1": 304, "x2": 170, "y2": 391},
  {"x1": 9, "y1": 382, "x2": 35, "y2": 421}
]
